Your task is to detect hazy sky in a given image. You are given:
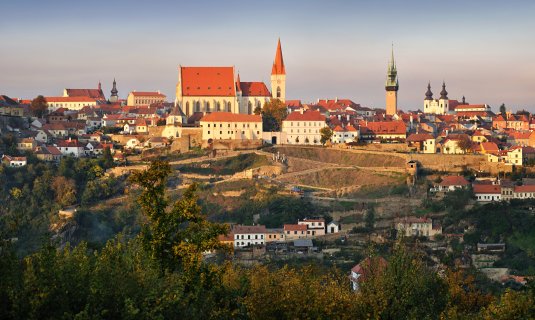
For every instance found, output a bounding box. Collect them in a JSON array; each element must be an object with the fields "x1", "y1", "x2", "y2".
[{"x1": 1, "y1": 0, "x2": 534, "y2": 111}]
